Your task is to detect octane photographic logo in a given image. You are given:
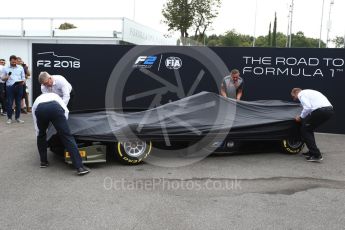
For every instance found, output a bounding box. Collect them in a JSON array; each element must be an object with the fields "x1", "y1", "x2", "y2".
[{"x1": 105, "y1": 46, "x2": 237, "y2": 168}]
